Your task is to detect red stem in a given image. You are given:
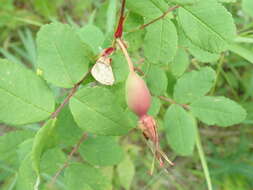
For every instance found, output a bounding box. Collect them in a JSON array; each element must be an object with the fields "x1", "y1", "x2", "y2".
[
  {"x1": 159, "y1": 96, "x2": 189, "y2": 110},
  {"x1": 50, "y1": 70, "x2": 90, "y2": 119},
  {"x1": 114, "y1": 0, "x2": 126, "y2": 38},
  {"x1": 102, "y1": 47, "x2": 115, "y2": 57},
  {"x1": 48, "y1": 133, "x2": 87, "y2": 188},
  {"x1": 139, "y1": 5, "x2": 180, "y2": 30}
]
